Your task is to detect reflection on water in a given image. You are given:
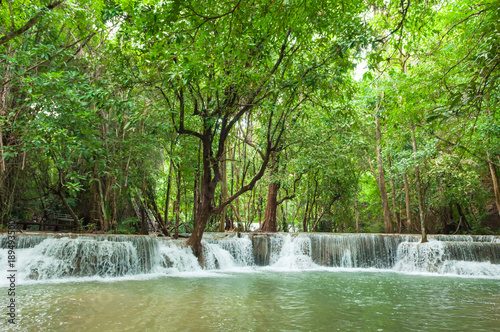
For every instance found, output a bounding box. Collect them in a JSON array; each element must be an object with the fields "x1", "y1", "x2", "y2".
[{"x1": 5, "y1": 271, "x2": 500, "y2": 331}]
